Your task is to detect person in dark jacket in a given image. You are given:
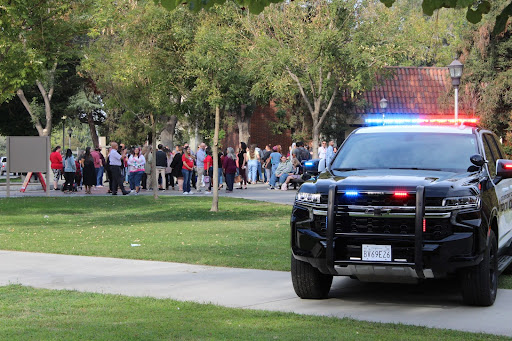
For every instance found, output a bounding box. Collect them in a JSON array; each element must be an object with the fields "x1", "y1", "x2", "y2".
[
  {"x1": 170, "y1": 148, "x2": 184, "y2": 192},
  {"x1": 222, "y1": 147, "x2": 237, "y2": 192},
  {"x1": 155, "y1": 144, "x2": 167, "y2": 190},
  {"x1": 82, "y1": 147, "x2": 96, "y2": 194}
]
